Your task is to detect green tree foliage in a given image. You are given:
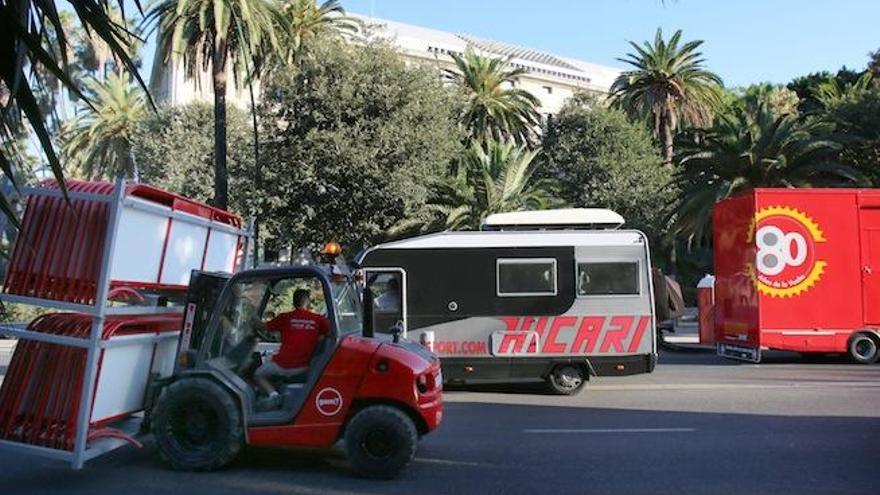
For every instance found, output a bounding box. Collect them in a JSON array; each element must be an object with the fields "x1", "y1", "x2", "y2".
[
  {"x1": 812, "y1": 72, "x2": 874, "y2": 111},
  {"x1": 540, "y1": 96, "x2": 670, "y2": 240},
  {"x1": 819, "y1": 78, "x2": 880, "y2": 185},
  {"x1": 256, "y1": 40, "x2": 464, "y2": 252},
  {"x1": 398, "y1": 140, "x2": 562, "y2": 233},
  {"x1": 277, "y1": 0, "x2": 358, "y2": 65},
  {"x1": 671, "y1": 104, "x2": 864, "y2": 242},
  {"x1": 146, "y1": 0, "x2": 279, "y2": 209},
  {"x1": 446, "y1": 49, "x2": 541, "y2": 147},
  {"x1": 61, "y1": 74, "x2": 146, "y2": 180},
  {"x1": 787, "y1": 67, "x2": 862, "y2": 113},
  {"x1": 870, "y1": 48, "x2": 880, "y2": 80},
  {"x1": 735, "y1": 83, "x2": 800, "y2": 118},
  {"x1": 611, "y1": 28, "x2": 723, "y2": 163},
  {"x1": 1, "y1": 0, "x2": 147, "y2": 222},
  {"x1": 131, "y1": 103, "x2": 255, "y2": 217}
]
